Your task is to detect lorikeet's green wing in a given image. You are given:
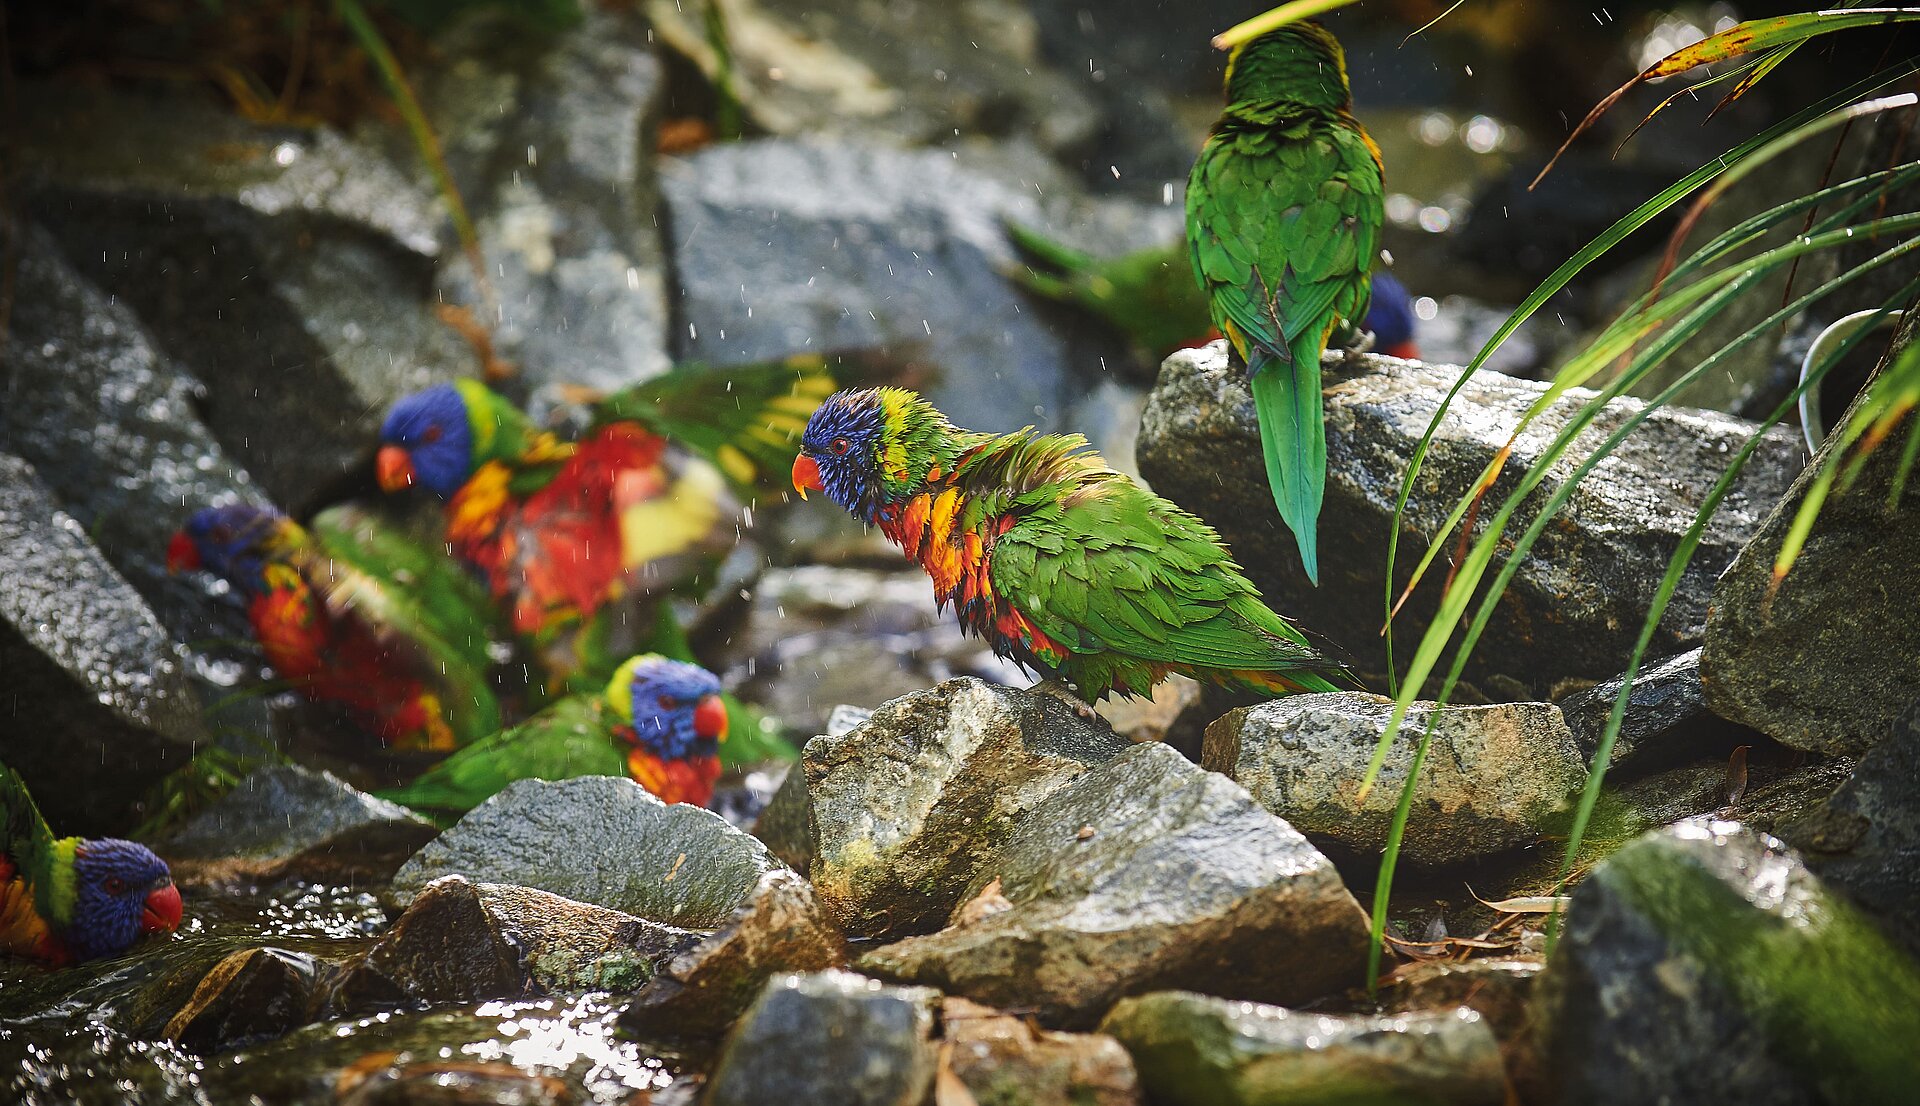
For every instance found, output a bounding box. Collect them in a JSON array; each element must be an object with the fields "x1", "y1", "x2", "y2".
[
  {"x1": 1006, "y1": 223, "x2": 1213, "y2": 360},
  {"x1": 377, "y1": 695, "x2": 624, "y2": 816},
  {"x1": 309, "y1": 504, "x2": 505, "y2": 663},
  {"x1": 988, "y1": 471, "x2": 1335, "y2": 690},
  {"x1": 1187, "y1": 119, "x2": 1383, "y2": 584},
  {"x1": 593, "y1": 357, "x2": 835, "y2": 496},
  {"x1": 0, "y1": 762, "x2": 60, "y2": 892}
]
